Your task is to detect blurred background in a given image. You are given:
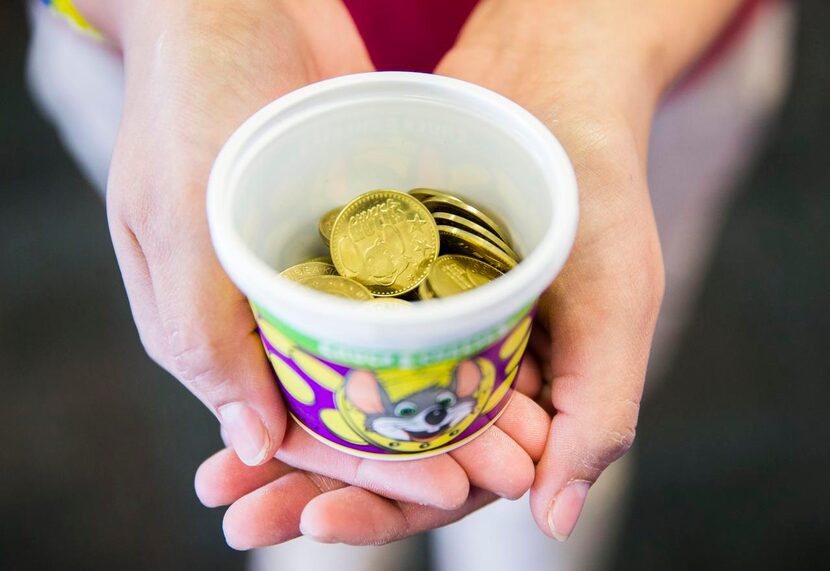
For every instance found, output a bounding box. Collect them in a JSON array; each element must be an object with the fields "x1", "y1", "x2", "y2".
[{"x1": 1, "y1": 0, "x2": 827, "y2": 569}]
